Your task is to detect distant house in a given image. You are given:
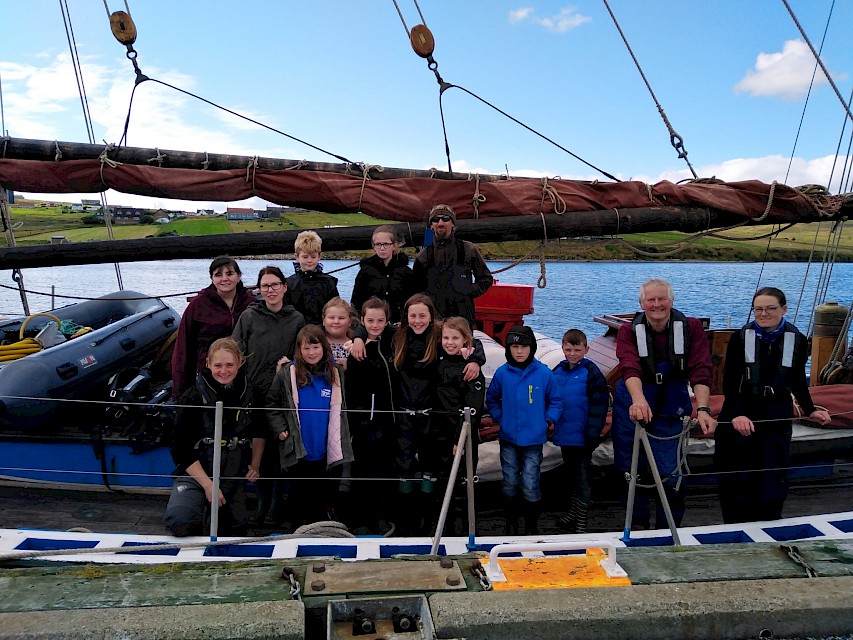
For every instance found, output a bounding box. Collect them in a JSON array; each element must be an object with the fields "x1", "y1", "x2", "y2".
[
  {"x1": 196, "y1": 209, "x2": 215, "y2": 216},
  {"x1": 81, "y1": 199, "x2": 100, "y2": 206},
  {"x1": 156, "y1": 217, "x2": 171, "y2": 224},
  {"x1": 226, "y1": 207, "x2": 257, "y2": 221}
]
